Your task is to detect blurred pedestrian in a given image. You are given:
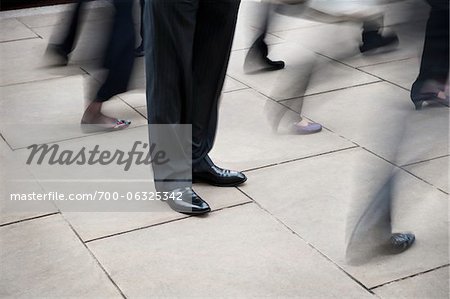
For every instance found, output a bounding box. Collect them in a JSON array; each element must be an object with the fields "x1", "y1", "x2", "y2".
[
  {"x1": 244, "y1": 2, "x2": 398, "y2": 73},
  {"x1": 46, "y1": 0, "x2": 136, "y2": 130},
  {"x1": 46, "y1": 0, "x2": 85, "y2": 66},
  {"x1": 246, "y1": 1, "x2": 400, "y2": 135},
  {"x1": 144, "y1": 0, "x2": 247, "y2": 215}
]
